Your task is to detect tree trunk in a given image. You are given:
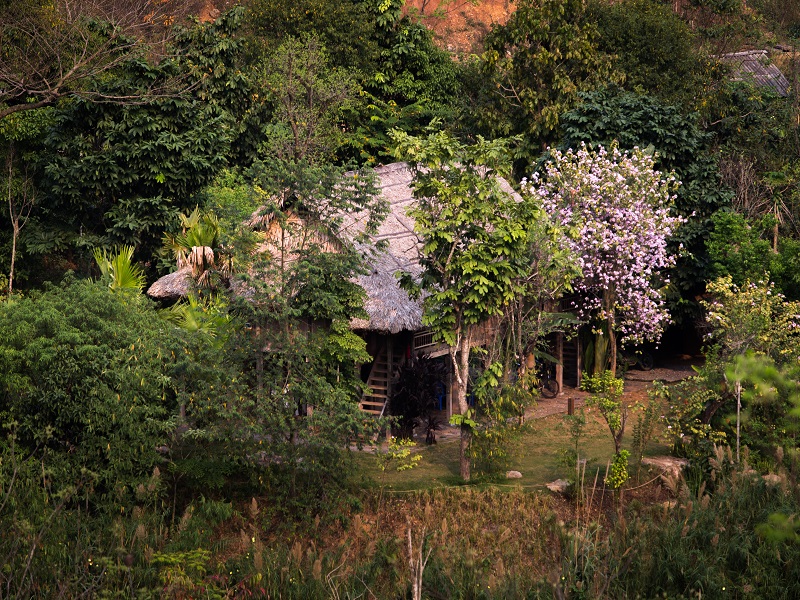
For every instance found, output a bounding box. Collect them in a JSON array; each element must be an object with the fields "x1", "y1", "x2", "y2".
[
  {"x1": 608, "y1": 314, "x2": 617, "y2": 378},
  {"x1": 451, "y1": 327, "x2": 473, "y2": 482},
  {"x1": 593, "y1": 331, "x2": 605, "y2": 376},
  {"x1": 9, "y1": 223, "x2": 18, "y2": 296},
  {"x1": 594, "y1": 286, "x2": 617, "y2": 377},
  {"x1": 7, "y1": 151, "x2": 15, "y2": 297},
  {"x1": 516, "y1": 302, "x2": 524, "y2": 373},
  {"x1": 736, "y1": 379, "x2": 742, "y2": 463},
  {"x1": 701, "y1": 396, "x2": 726, "y2": 424},
  {"x1": 459, "y1": 425, "x2": 472, "y2": 482},
  {"x1": 255, "y1": 325, "x2": 264, "y2": 399},
  {"x1": 555, "y1": 333, "x2": 564, "y2": 393},
  {"x1": 773, "y1": 219, "x2": 779, "y2": 254},
  {"x1": 6, "y1": 145, "x2": 35, "y2": 297}
]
